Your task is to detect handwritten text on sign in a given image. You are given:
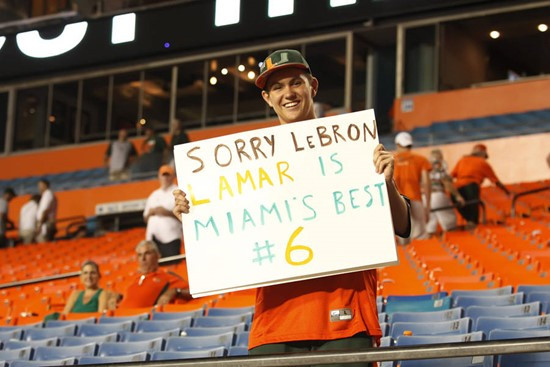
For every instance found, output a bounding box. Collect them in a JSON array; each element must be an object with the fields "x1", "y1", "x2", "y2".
[{"x1": 174, "y1": 110, "x2": 398, "y2": 297}]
